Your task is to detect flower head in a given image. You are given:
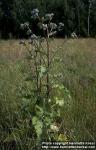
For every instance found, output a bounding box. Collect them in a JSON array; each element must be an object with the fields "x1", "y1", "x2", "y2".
[
  {"x1": 27, "y1": 29, "x2": 32, "y2": 35},
  {"x1": 31, "y1": 8, "x2": 39, "y2": 19},
  {"x1": 49, "y1": 23, "x2": 57, "y2": 30},
  {"x1": 42, "y1": 24, "x2": 48, "y2": 30},
  {"x1": 45, "y1": 13, "x2": 54, "y2": 21},
  {"x1": 58, "y1": 22, "x2": 64, "y2": 31},
  {"x1": 71, "y1": 32, "x2": 77, "y2": 38},
  {"x1": 59, "y1": 22, "x2": 64, "y2": 27},
  {"x1": 20, "y1": 22, "x2": 29, "y2": 30}
]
